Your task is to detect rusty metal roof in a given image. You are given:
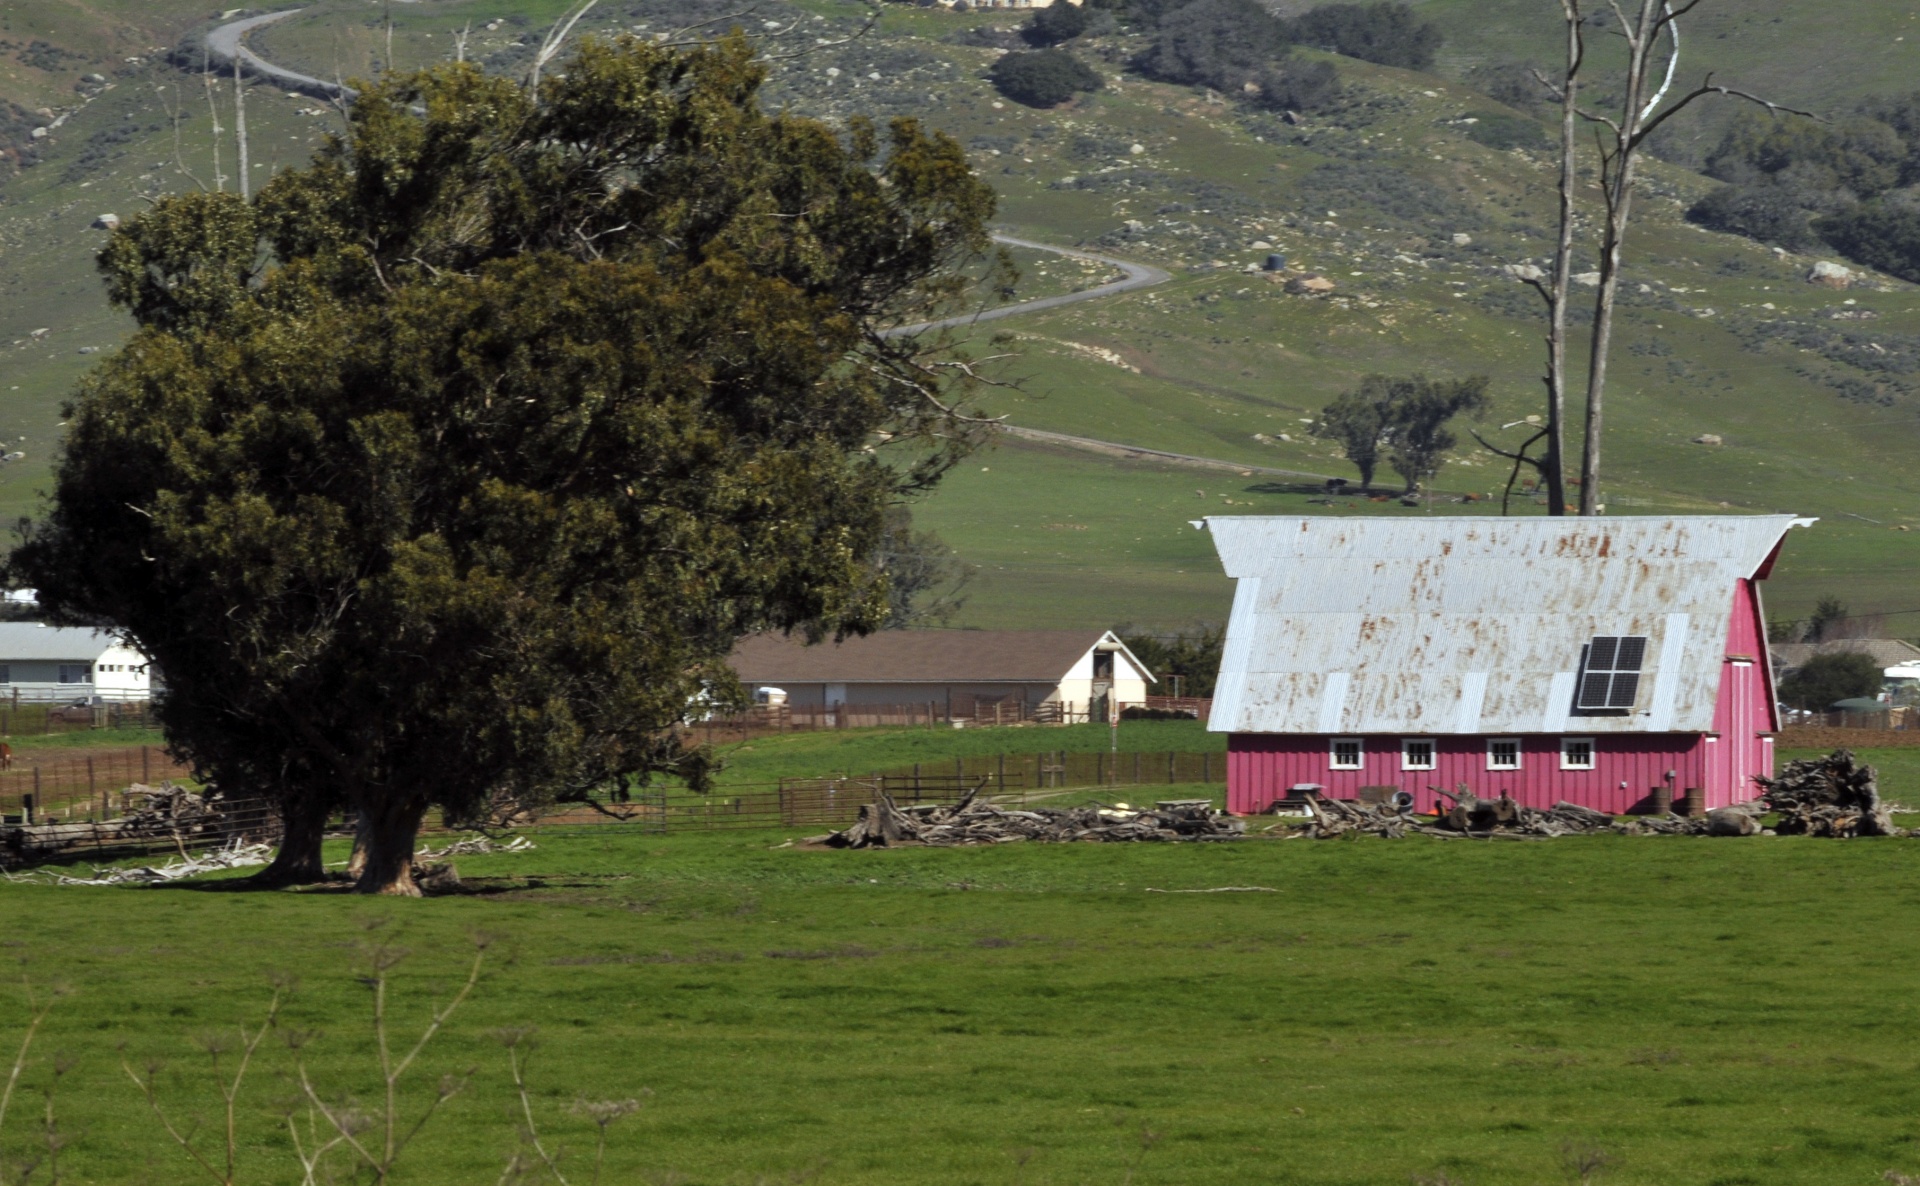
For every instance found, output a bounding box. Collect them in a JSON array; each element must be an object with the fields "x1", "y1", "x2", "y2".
[{"x1": 1202, "y1": 515, "x2": 1812, "y2": 736}]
